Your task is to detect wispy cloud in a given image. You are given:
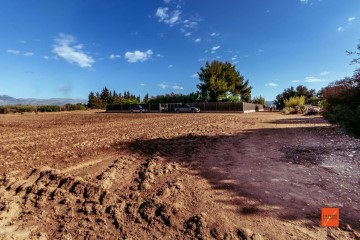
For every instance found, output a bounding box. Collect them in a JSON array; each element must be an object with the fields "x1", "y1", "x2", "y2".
[
  {"x1": 53, "y1": 33, "x2": 95, "y2": 68},
  {"x1": 211, "y1": 46, "x2": 220, "y2": 53},
  {"x1": 155, "y1": 7, "x2": 181, "y2": 26},
  {"x1": 319, "y1": 71, "x2": 330, "y2": 76},
  {"x1": 23, "y1": 52, "x2": 34, "y2": 57},
  {"x1": 184, "y1": 32, "x2": 191, "y2": 37},
  {"x1": 172, "y1": 84, "x2": 184, "y2": 90},
  {"x1": 168, "y1": 64, "x2": 173, "y2": 68},
  {"x1": 140, "y1": 83, "x2": 146, "y2": 87},
  {"x1": 124, "y1": 49, "x2": 153, "y2": 63},
  {"x1": 210, "y1": 32, "x2": 219, "y2": 37},
  {"x1": 183, "y1": 19, "x2": 198, "y2": 29},
  {"x1": 194, "y1": 38, "x2": 201, "y2": 43},
  {"x1": 6, "y1": 49, "x2": 20, "y2": 55},
  {"x1": 155, "y1": 7, "x2": 169, "y2": 22},
  {"x1": 158, "y1": 82, "x2": 168, "y2": 89},
  {"x1": 292, "y1": 80, "x2": 299, "y2": 83},
  {"x1": 265, "y1": 83, "x2": 278, "y2": 87},
  {"x1": 43, "y1": 56, "x2": 49, "y2": 60},
  {"x1": 59, "y1": 84, "x2": 72, "y2": 96},
  {"x1": 338, "y1": 17, "x2": 356, "y2": 32},
  {"x1": 304, "y1": 76, "x2": 326, "y2": 82},
  {"x1": 163, "y1": 0, "x2": 171, "y2": 3},
  {"x1": 109, "y1": 54, "x2": 121, "y2": 59},
  {"x1": 191, "y1": 73, "x2": 198, "y2": 78}
]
